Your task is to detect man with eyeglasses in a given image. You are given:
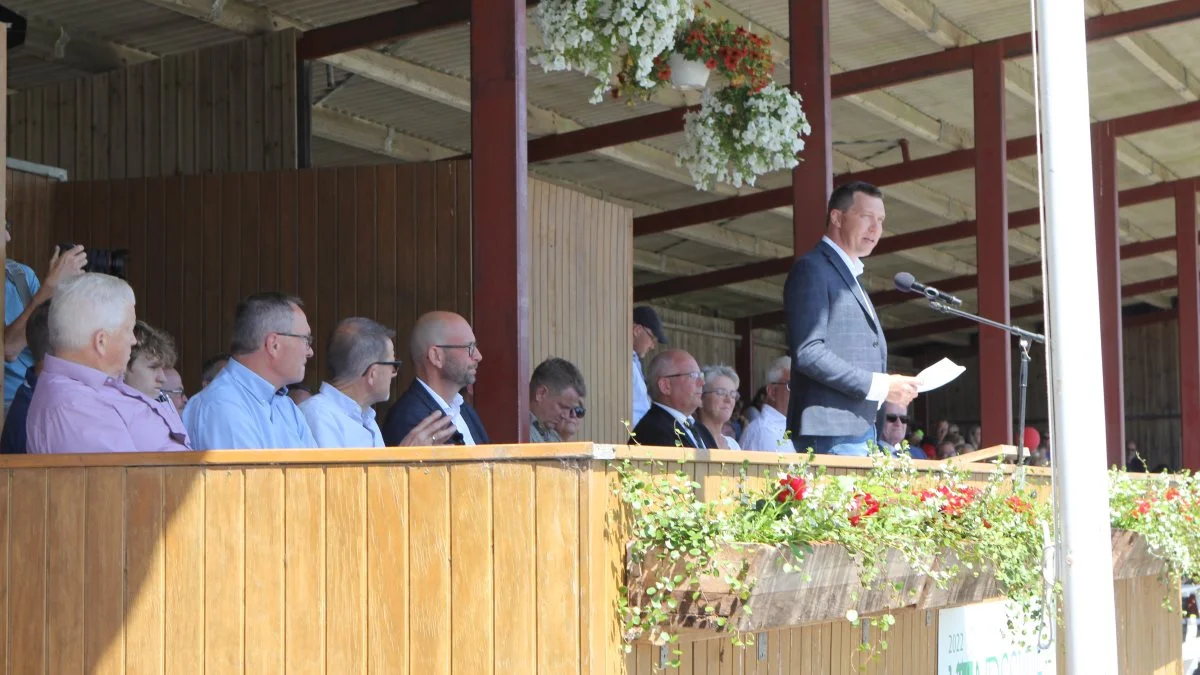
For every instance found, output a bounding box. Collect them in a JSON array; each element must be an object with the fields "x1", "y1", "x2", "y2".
[
  {"x1": 740, "y1": 356, "x2": 793, "y2": 452},
  {"x1": 631, "y1": 306, "x2": 669, "y2": 427},
  {"x1": 184, "y1": 292, "x2": 318, "y2": 450},
  {"x1": 528, "y1": 357, "x2": 587, "y2": 443},
  {"x1": 382, "y1": 311, "x2": 490, "y2": 446},
  {"x1": 630, "y1": 349, "x2": 716, "y2": 449},
  {"x1": 300, "y1": 317, "x2": 457, "y2": 448},
  {"x1": 877, "y1": 402, "x2": 926, "y2": 459}
]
